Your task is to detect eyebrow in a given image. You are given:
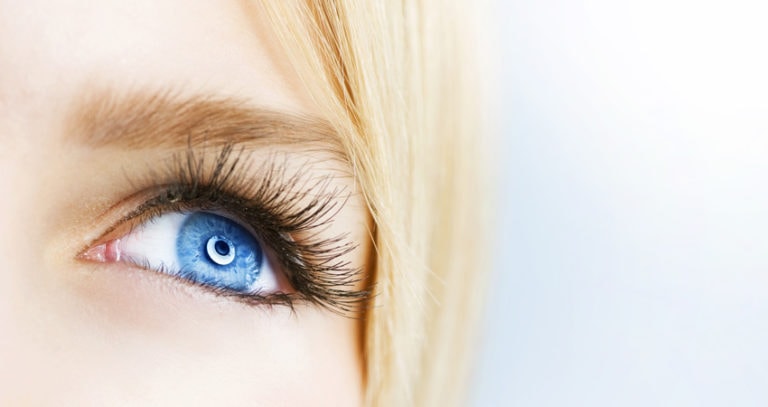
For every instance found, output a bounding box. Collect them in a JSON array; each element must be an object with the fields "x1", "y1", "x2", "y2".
[{"x1": 66, "y1": 88, "x2": 347, "y2": 161}]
